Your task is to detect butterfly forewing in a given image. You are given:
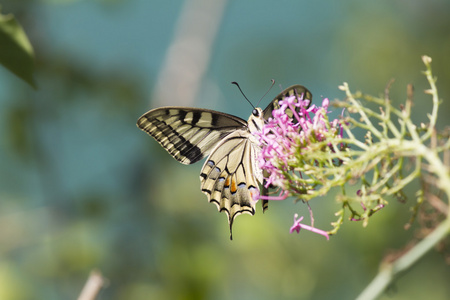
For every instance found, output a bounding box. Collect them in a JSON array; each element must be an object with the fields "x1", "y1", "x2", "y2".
[
  {"x1": 137, "y1": 107, "x2": 247, "y2": 164},
  {"x1": 263, "y1": 85, "x2": 312, "y2": 120}
]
